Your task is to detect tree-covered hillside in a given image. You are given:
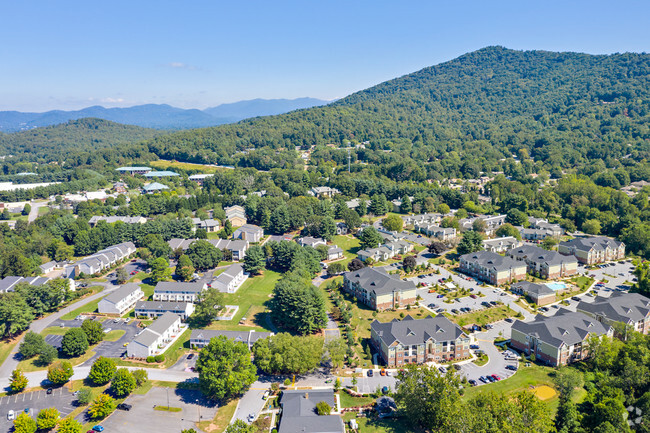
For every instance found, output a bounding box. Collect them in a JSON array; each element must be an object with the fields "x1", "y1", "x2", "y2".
[
  {"x1": 0, "y1": 118, "x2": 162, "y2": 160},
  {"x1": 142, "y1": 46, "x2": 650, "y2": 174}
]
